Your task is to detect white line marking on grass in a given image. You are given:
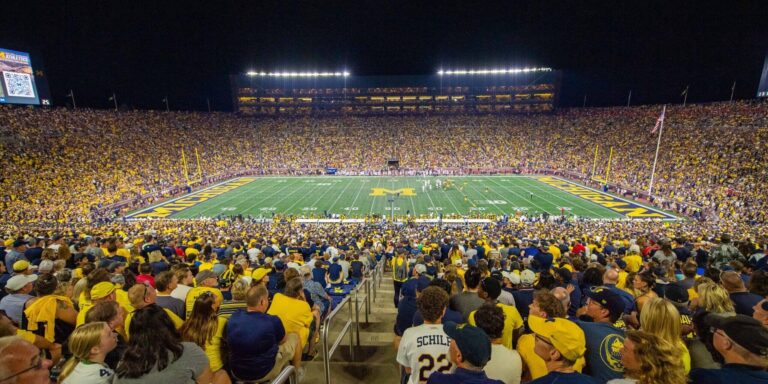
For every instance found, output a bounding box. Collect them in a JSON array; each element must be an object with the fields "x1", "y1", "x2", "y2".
[{"x1": 484, "y1": 177, "x2": 555, "y2": 215}]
